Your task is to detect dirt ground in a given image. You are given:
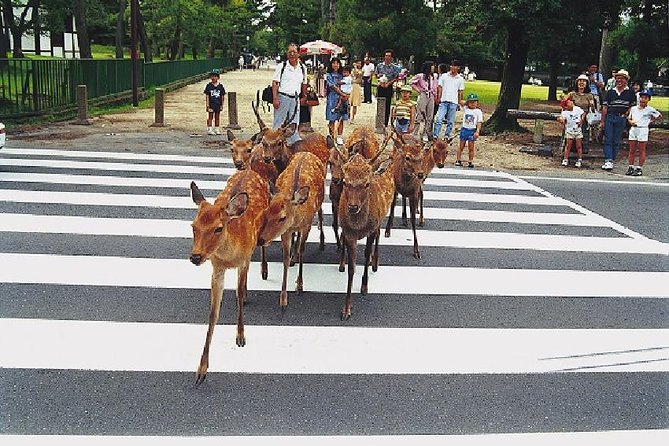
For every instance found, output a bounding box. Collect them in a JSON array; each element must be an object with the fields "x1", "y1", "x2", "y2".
[{"x1": 9, "y1": 63, "x2": 669, "y2": 180}]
